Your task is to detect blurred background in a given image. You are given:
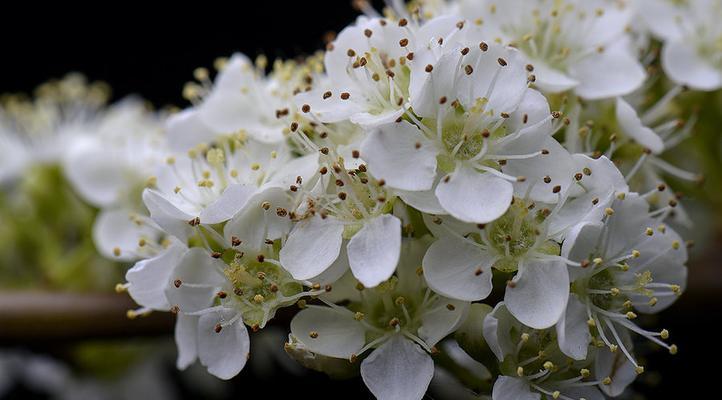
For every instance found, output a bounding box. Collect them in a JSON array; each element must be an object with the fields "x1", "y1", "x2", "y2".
[{"x1": 1, "y1": 2, "x2": 721, "y2": 399}]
